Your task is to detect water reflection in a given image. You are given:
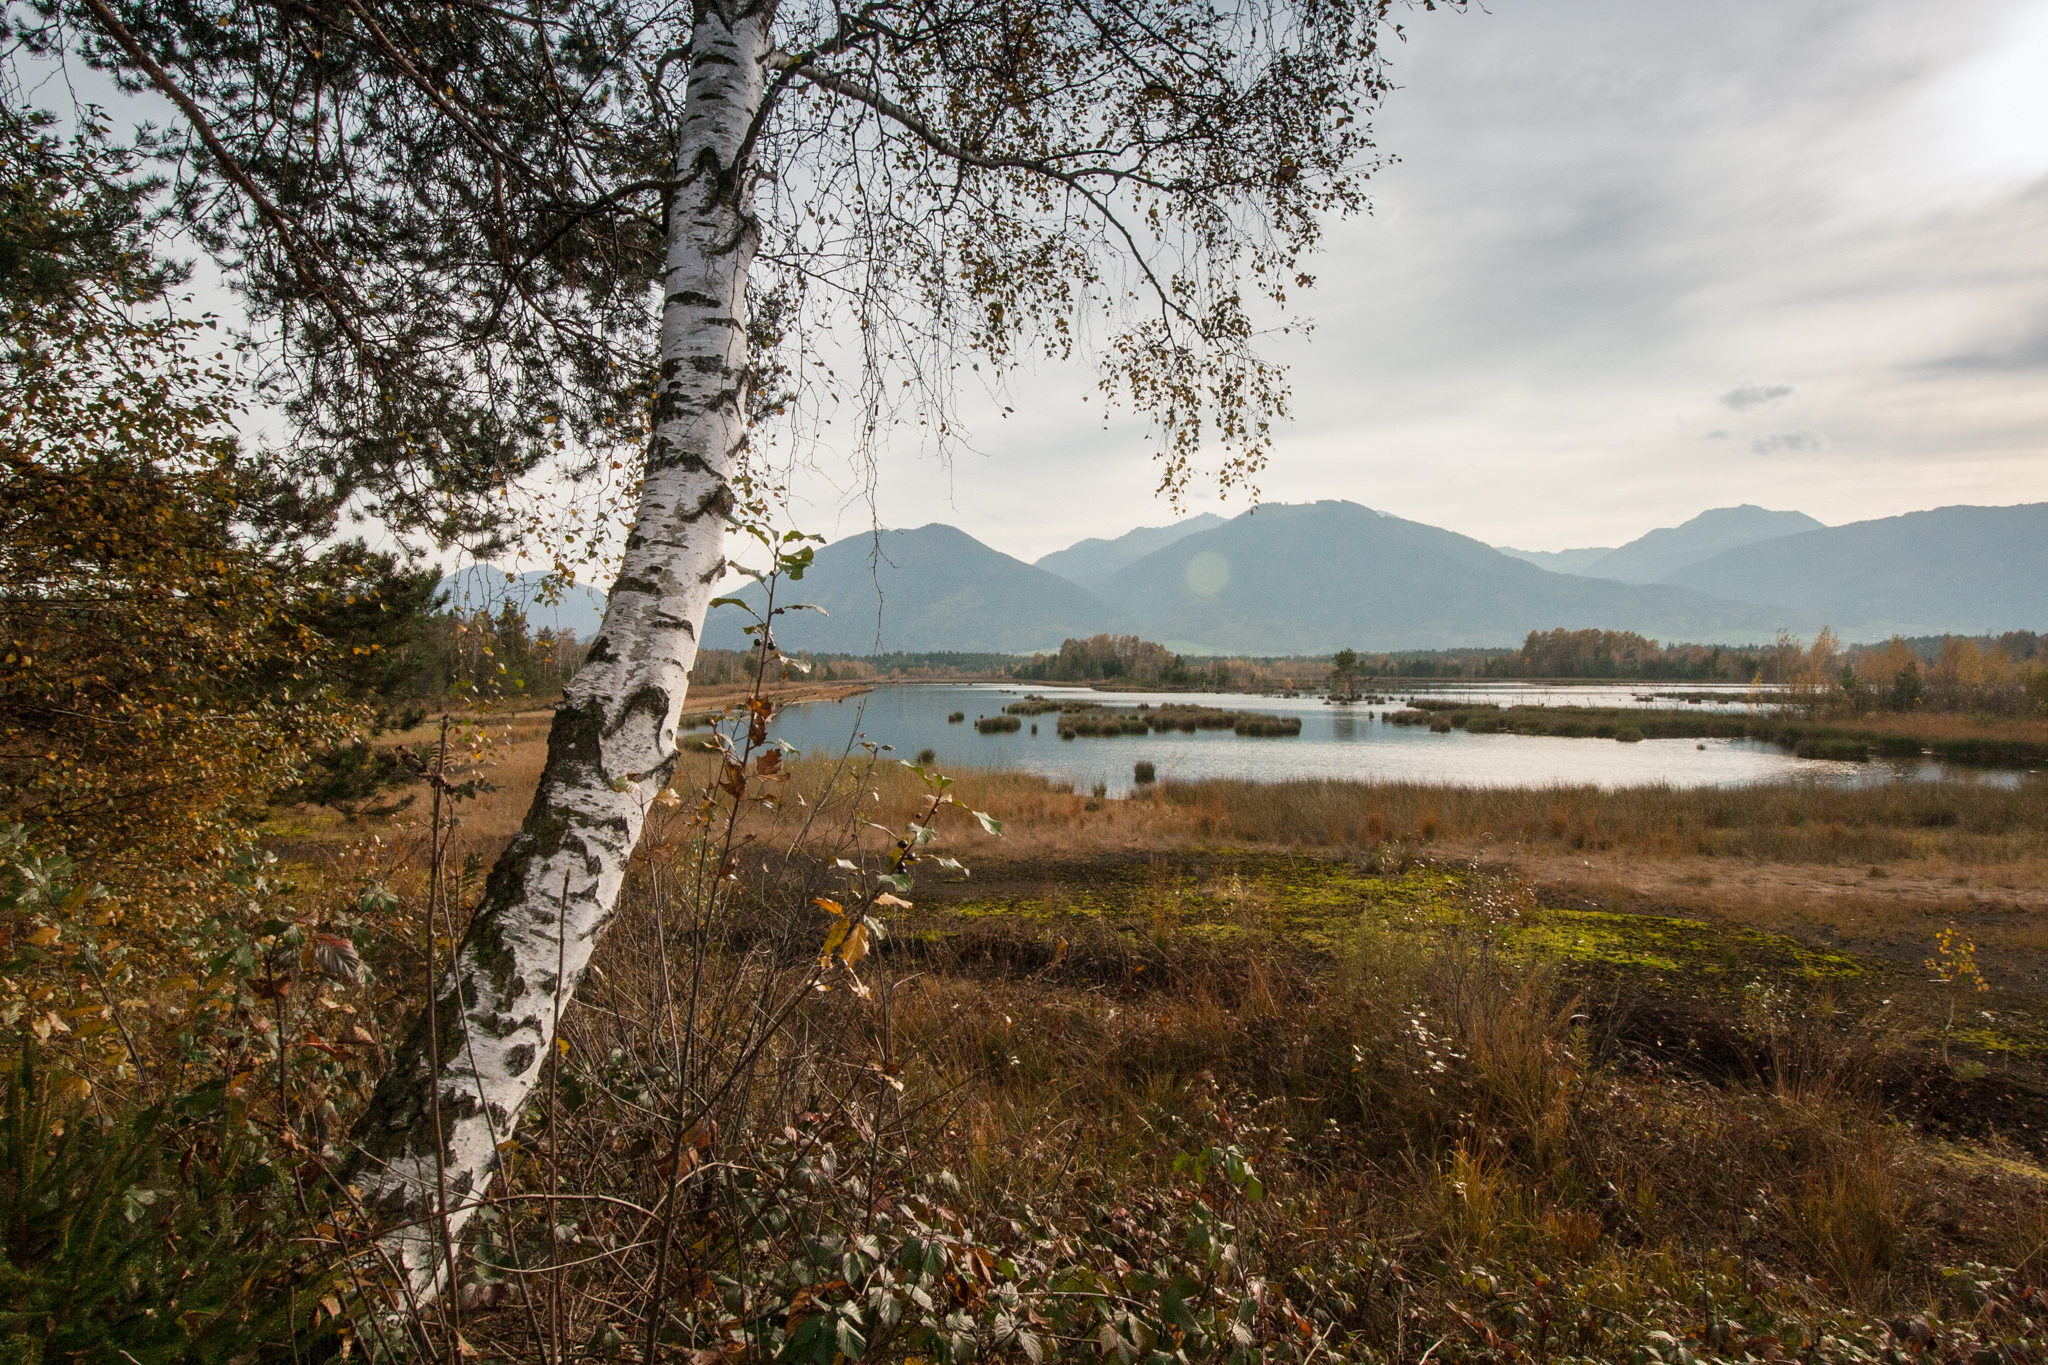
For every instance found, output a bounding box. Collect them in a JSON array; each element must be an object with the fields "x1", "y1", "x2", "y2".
[{"x1": 762, "y1": 684, "x2": 2036, "y2": 797}]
